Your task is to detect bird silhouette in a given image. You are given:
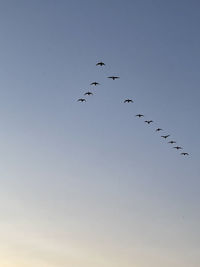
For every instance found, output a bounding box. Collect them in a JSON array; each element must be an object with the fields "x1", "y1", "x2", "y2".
[
  {"x1": 96, "y1": 62, "x2": 105, "y2": 66},
  {"x1": 90, "y1": 82, "x2": 99, "y2": 86},
  {"x1": 161, "y1": 135, "x2": 170, "y2": 139},
  {"x1": 107, "y1": 76, "x2": 120, "y2": 80},
  {"x1": 156, "y1": 128, "x2": 163, "y2": 132},
  {"x1": 168, "y1": 140, "x2": 176, "y2": 144},
  {"x1": 77, "y1": 98, "x2": 86, "y2": 102},
  {"x1": 173, "y1": 146, "x2": 183, "y2": 150},
  {"x1": 135, "y1": 114, "x2": 144, "y2": 118},
  {"x1": 124, "y1": 99, "x2": 133, "y2": 103},
  {"x1": 145, "y1": 120, "x2": 153, "y2": 124},
  {"x1": 181, "y1": 152, "x2": 189, "y2": 156},
  {"x1": 84, "y1": 92, "x2": 93, "y2": 96}
]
